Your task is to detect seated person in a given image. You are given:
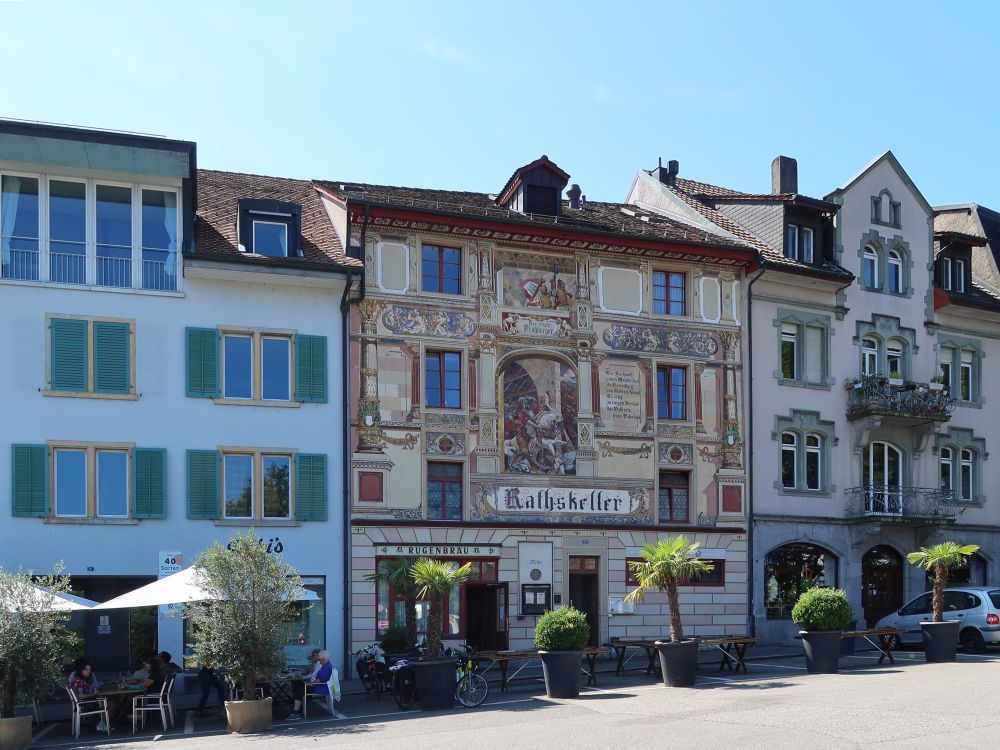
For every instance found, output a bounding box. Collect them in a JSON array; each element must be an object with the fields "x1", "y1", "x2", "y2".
[
  {"x1": 67, "y1": 657, "x2": 101, "y2": 691},
  {"x1": 144, "y1": 658, "x2": 166, "y2": 695},
  {"x1": 69, "y1": 660, "x2": 113, "y2": 731},
  {"x1": 158, "y1": 651, "x2": 182, "y2": 675},
  {"x1": 287, "y1": 651, "x2": 334, "y2": 720}
]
